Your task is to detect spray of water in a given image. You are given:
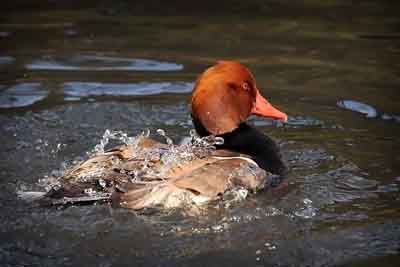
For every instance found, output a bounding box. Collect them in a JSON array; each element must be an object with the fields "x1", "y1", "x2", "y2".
[
  {"x1": 92, "y1": 129, "x2": 144, "y2": 154},
  {"x1": 83, "y1": 128, "x2": 225, "y2": 180}
]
